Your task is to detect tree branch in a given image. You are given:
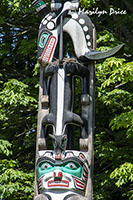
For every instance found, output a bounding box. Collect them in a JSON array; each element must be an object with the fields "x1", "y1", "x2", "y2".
[{"x1": 115, "y1": 82, "x2": 126, "y2": 88}]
